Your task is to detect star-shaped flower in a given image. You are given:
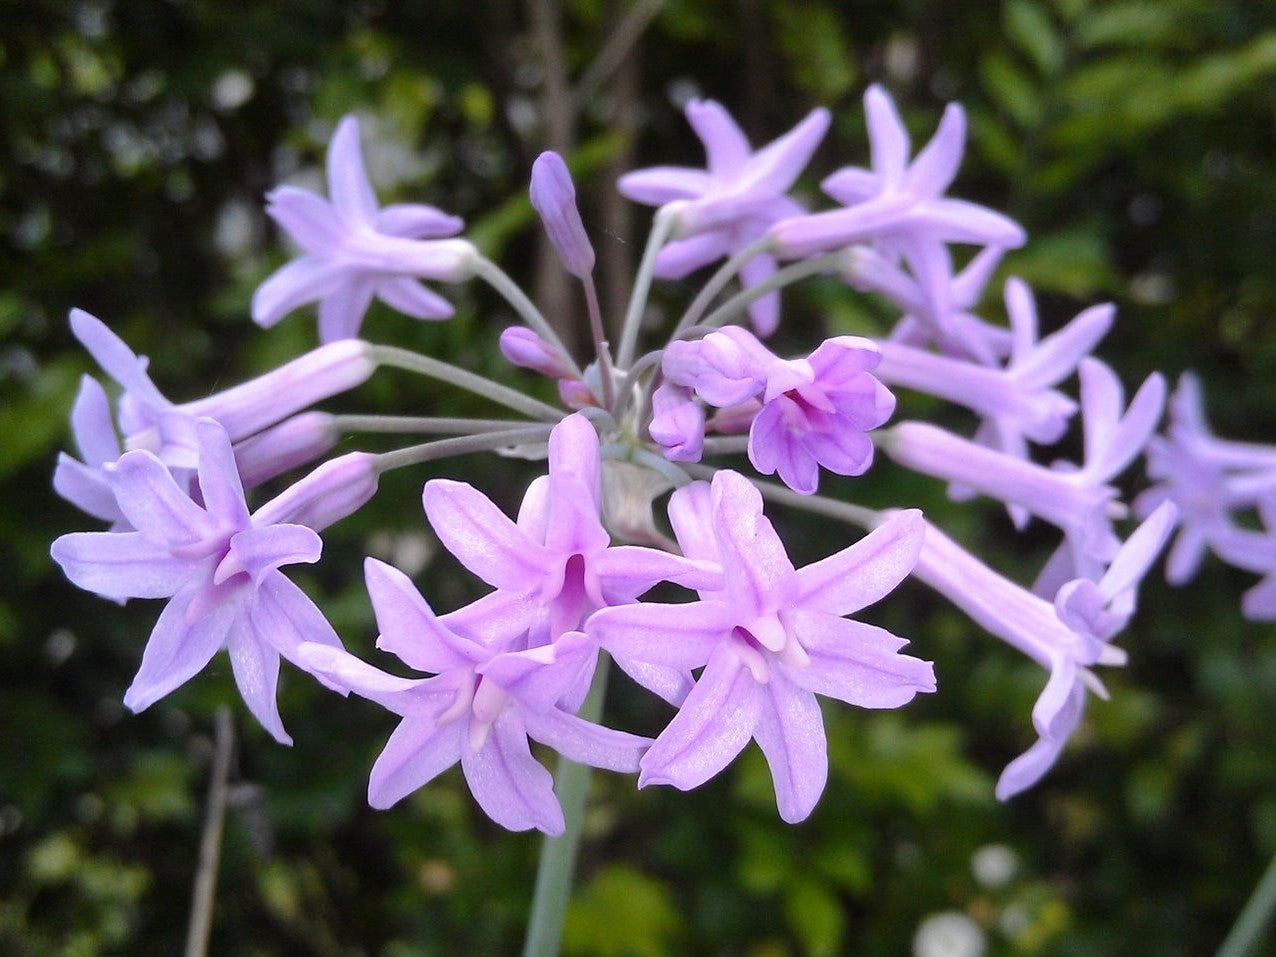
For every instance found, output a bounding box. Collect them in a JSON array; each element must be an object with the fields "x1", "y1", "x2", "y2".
[
  {"x1": 253, "y1": 115, "x2": 477, "y2": 341},
  {"x1": 298, "y1": 561, "x2": 651, "y2": 833},
  {"x1": 619, "y1": 101, "x2": 830, "y2": 335},
  {"x1": 589, "y1": 472, "x2": 934, "y2": 822},
  {"x1": 769, "y1": 85, "x2": 1025, "y2": 260},
  {"x1": 51, "y1": 420, "x2": 344, "y2": 743}
]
